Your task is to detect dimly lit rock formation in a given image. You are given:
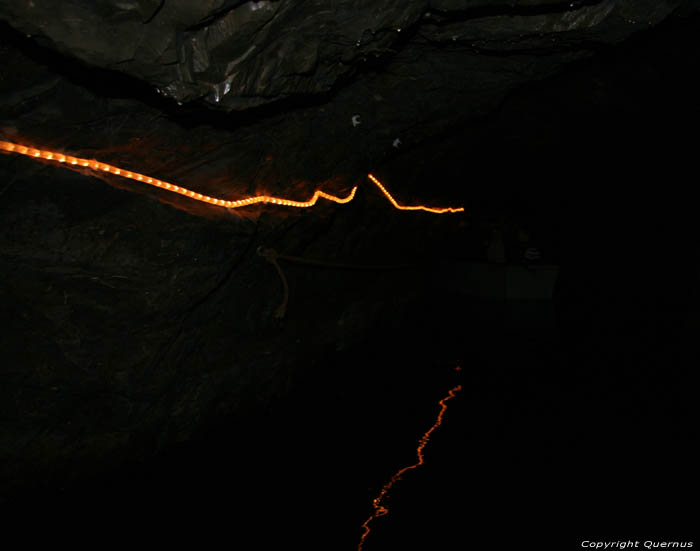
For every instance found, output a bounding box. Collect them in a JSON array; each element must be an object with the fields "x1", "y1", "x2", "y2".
[{"x1": 0, "y1": 1, "x2": 692, "y2": 112}]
